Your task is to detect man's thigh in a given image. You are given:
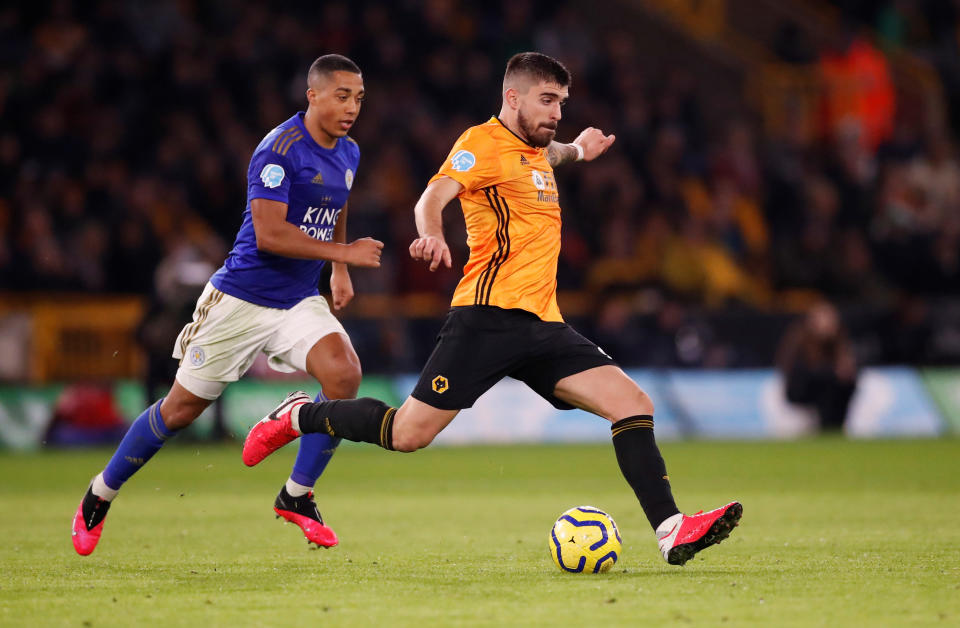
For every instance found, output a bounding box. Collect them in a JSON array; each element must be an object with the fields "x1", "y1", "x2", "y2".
[
  {"x1": 510, "y1": 321, "x2": 616, "y2": 409},
  {"x1": 304, "y1": 332, "x2": 360, "y2": 376},
  {"x1": 552, "y1": 365, "x2": 654, "y2": 422},
  {"x1": 265, "y1": 295, "x2": 347, "y2": 374}
]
